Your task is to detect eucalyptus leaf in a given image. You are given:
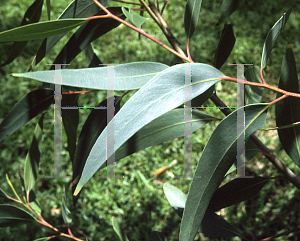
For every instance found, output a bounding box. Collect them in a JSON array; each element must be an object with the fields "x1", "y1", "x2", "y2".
[
  {"x1": 179, "y1": 104, "x2": 269, "y2": 241},
  {"x1": 184, "y1": 0, "x2": 203, "y2": 40},
  {"x1": 0, "y1": 19, "x2": 87, "y2": 42},
  {"x1": 261, "y1": 8, "x2": 292, "y2": 69},
  {"x1": 0, "y1": 204, "x2": 35, "y2": 227},
  {"x1": 12, "y1": 62, "x2": 169, "y2": 91},
  {"x1": 122, "y1": 7, "x2": 147, "y2": 28},
  {"x1": 276, "y1": 44, "x2": 300, "y2": 168},
  {"x1": 74, "y1": 63, "x2": 224, "y2": 196},
  {"x1": 0, "y1": 89, "x2": 53, "y2": 142}
]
